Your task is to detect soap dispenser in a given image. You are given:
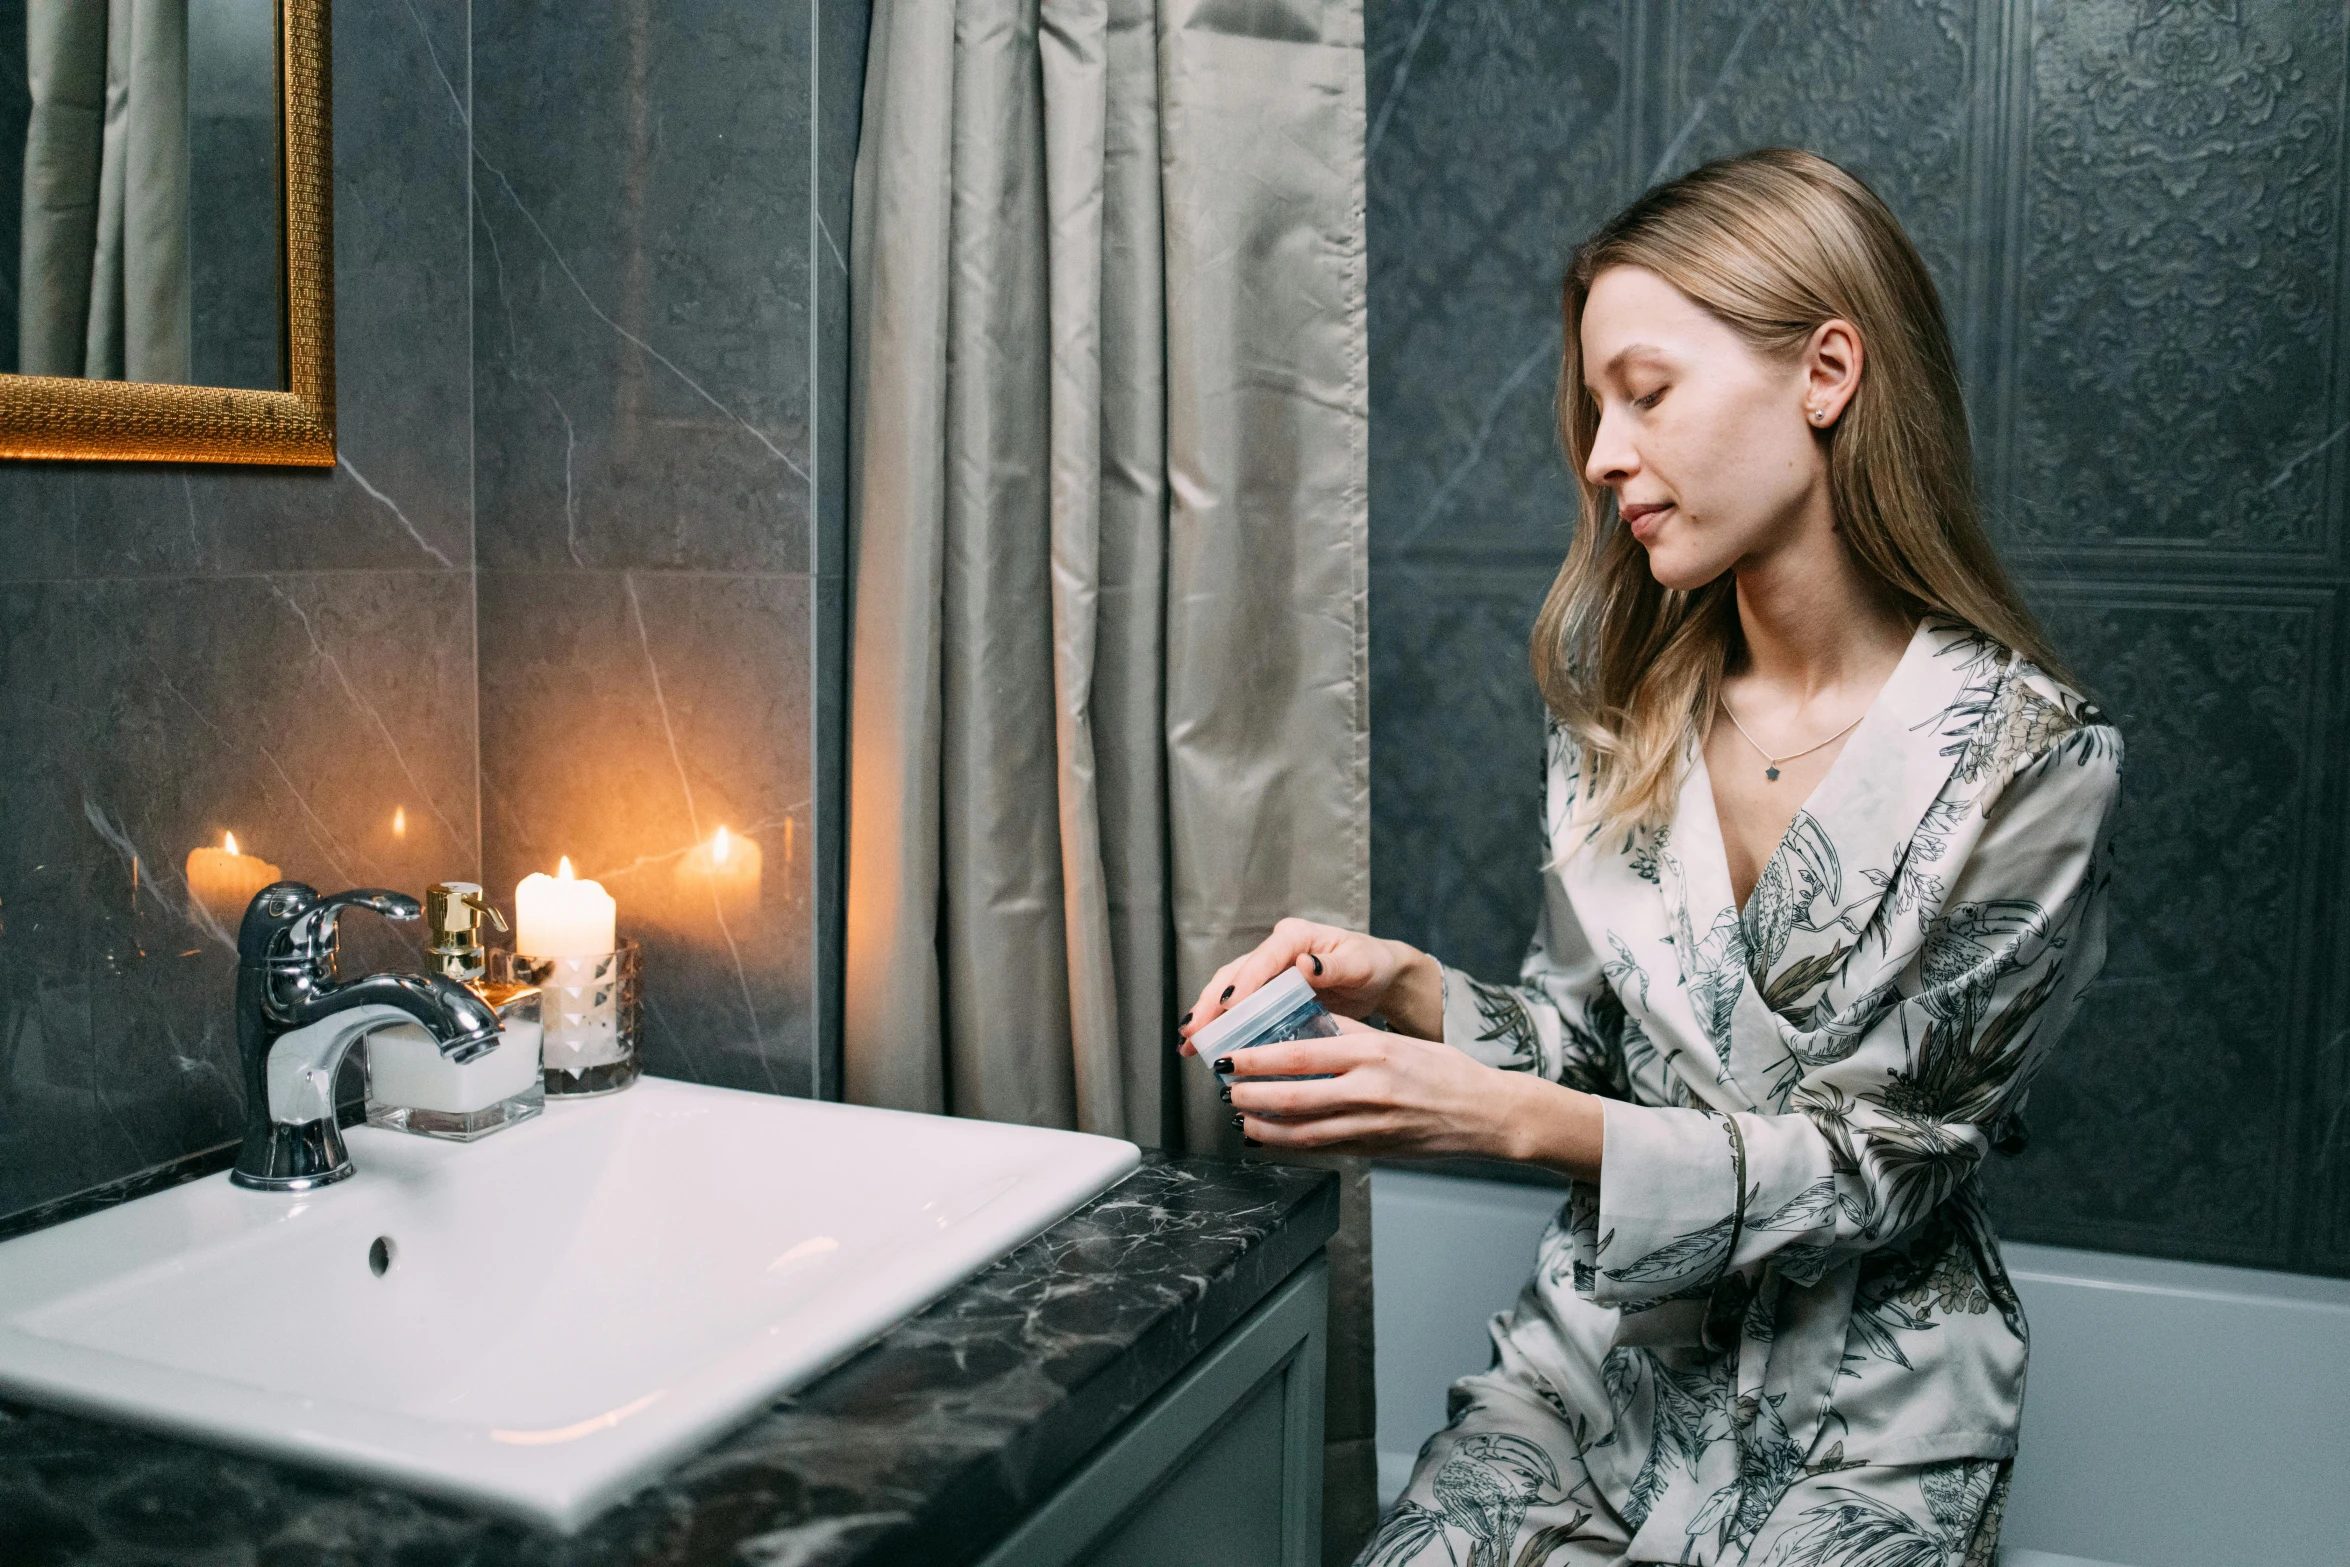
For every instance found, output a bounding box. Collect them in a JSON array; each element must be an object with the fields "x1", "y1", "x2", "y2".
[{"x1": 363, "y1": 882, "x2": 546, "y2": 1140}]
